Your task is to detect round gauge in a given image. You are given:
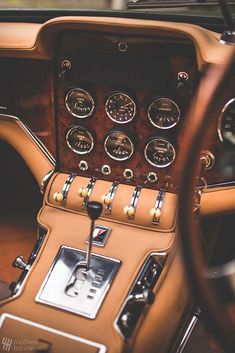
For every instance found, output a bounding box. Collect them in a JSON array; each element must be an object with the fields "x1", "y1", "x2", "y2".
[
  {"x1": 65, "y1": 88, "x2": 95, "y2": 118},
  {"x1": 104, "y1": 131, "x2": 134, "y2": 161},
  {"x1": 218, "y1": 98, "x2": 235, "y2": 144},
  {"x1": 66, "y1": 126, "x2": 95, "y2": 154},
  {"x1": 105, "y1": 92, "x2": 136, "y2": 123},
  {"x1": 147, "y1": 97, "x2": 180, "y2": 129},
  {"x1": 144, "y1": 138, "x2": 176, "y2": 168}
]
